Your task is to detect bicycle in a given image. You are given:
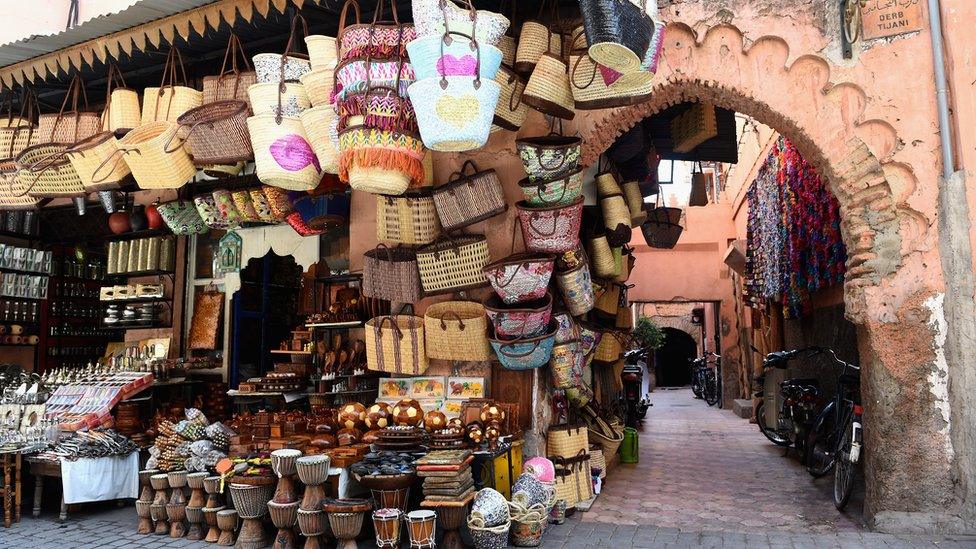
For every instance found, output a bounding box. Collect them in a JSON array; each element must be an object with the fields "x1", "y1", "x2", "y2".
[{"x1": 690, "y1": 352, "x2": 721, "y2": 406}]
